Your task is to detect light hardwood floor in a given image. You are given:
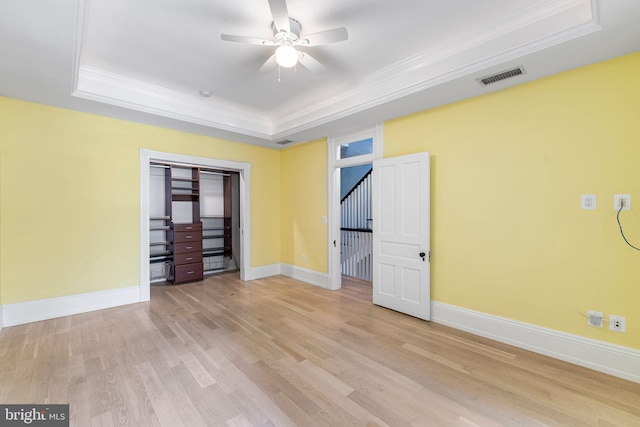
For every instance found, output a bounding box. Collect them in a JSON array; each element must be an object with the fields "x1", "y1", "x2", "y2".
[{"x1": 1, "y1": 273, "x2": 639, "y2": 426}]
